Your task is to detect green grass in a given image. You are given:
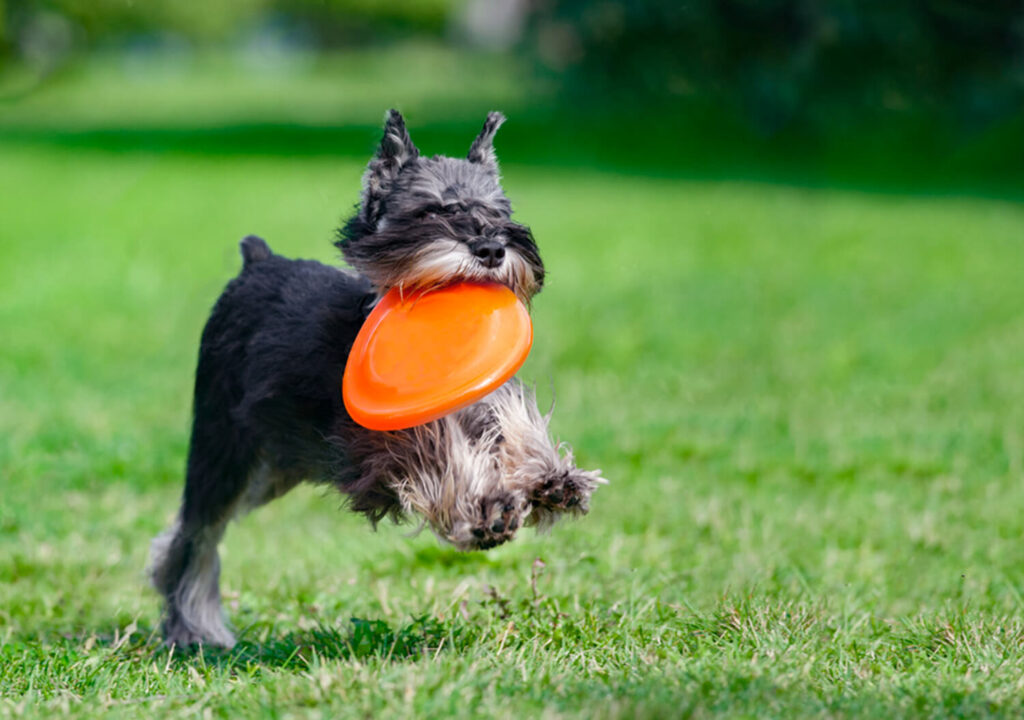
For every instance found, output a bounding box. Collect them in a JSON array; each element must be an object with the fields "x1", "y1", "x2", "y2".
[{"x1": 3, "y1": 62, "x2": 1024, "y2": 717}]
